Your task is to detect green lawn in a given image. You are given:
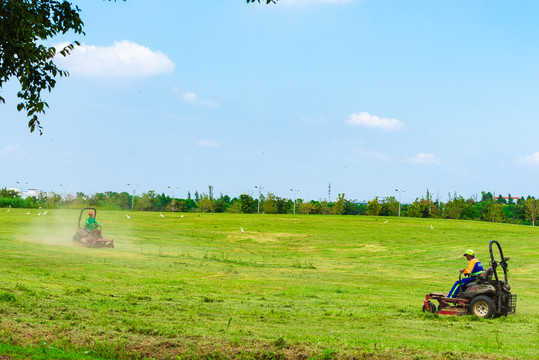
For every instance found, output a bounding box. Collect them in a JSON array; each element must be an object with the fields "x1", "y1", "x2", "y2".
[{"x1": 0, "y1": 209, "x2": 537, "y2": 359}]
